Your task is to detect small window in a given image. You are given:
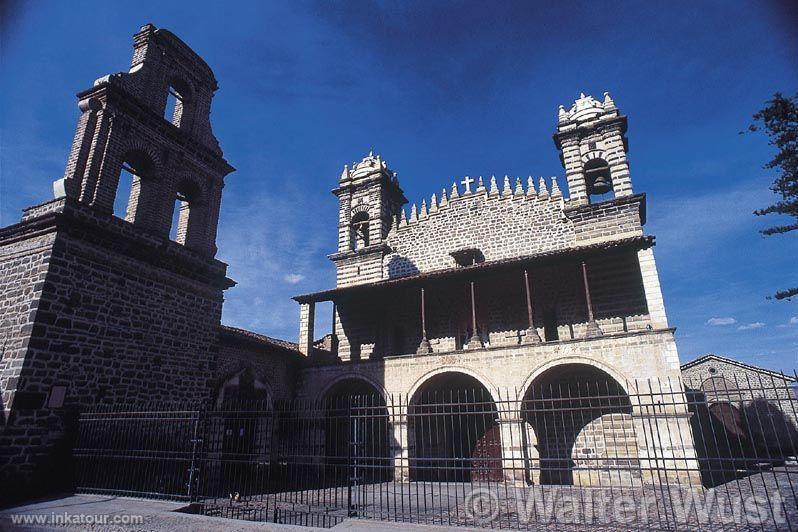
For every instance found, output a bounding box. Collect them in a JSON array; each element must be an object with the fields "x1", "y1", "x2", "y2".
[{"x1": 450, "y1": 248, "x2": 485, "y2": 267}]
